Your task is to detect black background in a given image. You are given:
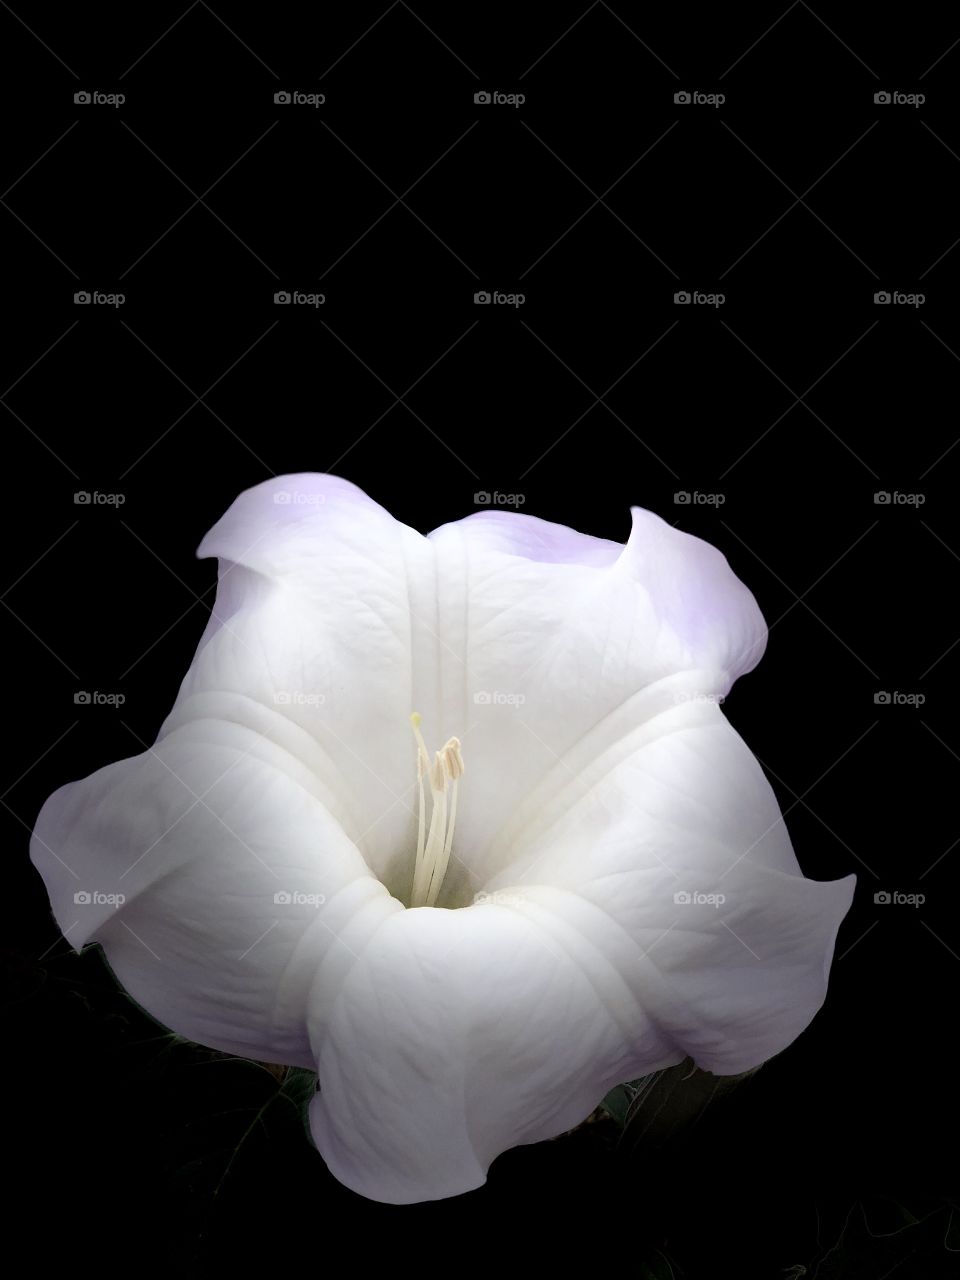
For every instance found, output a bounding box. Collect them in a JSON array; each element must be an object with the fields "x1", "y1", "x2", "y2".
[{"x1": 3, "y1": 3, "x2": 958, "y2": 1275}]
